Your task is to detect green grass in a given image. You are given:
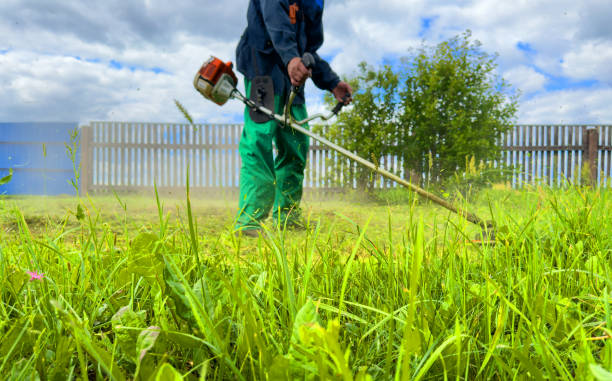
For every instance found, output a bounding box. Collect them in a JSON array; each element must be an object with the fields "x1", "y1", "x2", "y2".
[{"x1": 0, "y1": 185, "x2": 611, "y2": 380}]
